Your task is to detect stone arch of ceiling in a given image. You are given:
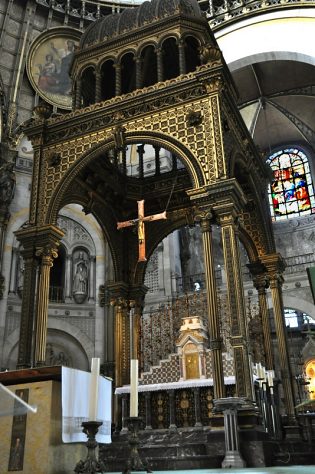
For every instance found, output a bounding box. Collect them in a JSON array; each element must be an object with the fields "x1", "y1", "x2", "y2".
[
  {"x1": 272, "y1": 295, "x2": 315, "y2": 322},
  {"x1": 217, "y1": 14, "x2": 315, "y2": 153},
  {"x1": 216, "y1": 12, "x2": 315, "y2": 69},
  {"x1": 47, "y1": 131, "x2": 204, "y2": 224},
  {"x1": 228, "y1": 51, "x2": 315, "y2": 73}
]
